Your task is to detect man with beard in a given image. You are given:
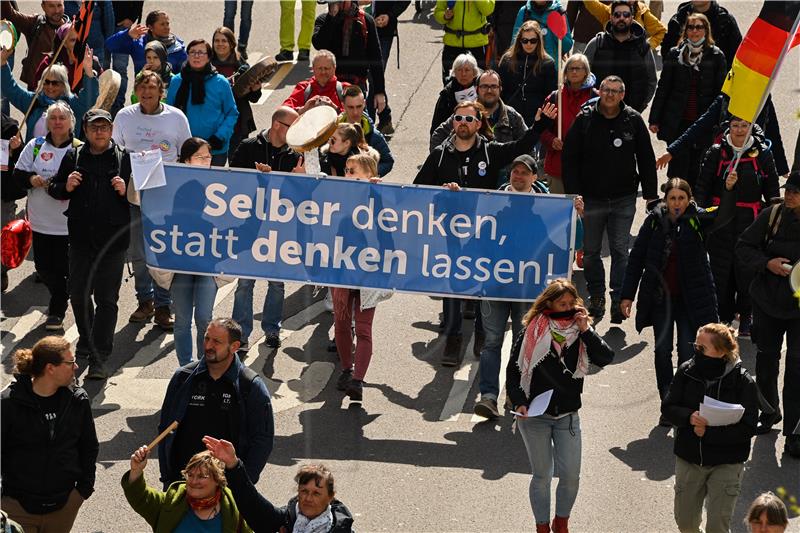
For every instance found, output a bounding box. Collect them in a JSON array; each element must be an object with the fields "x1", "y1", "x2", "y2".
[
  {"x1": 414, "y1": 100, "x2": 555, "y2": 366},
  {"x1": 157, "y1": 318, "x2": 275, "y2": 488},
  {"x1": 563, "y1": 75, "x2": 657, "y2": 323},
  {"x1": 585, "y1": 0, "x2": 657, "y2": 113}
]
